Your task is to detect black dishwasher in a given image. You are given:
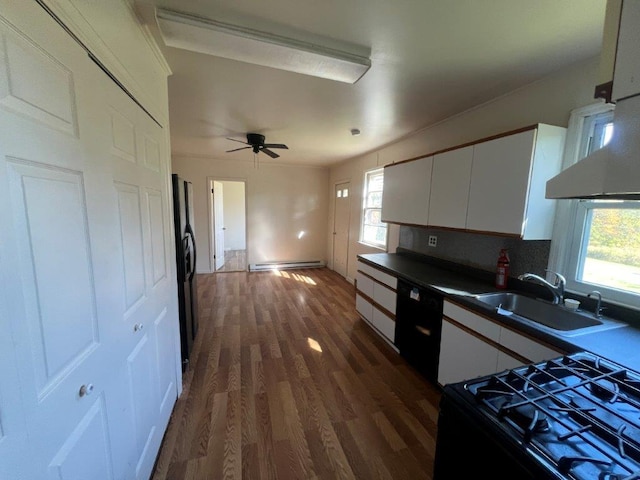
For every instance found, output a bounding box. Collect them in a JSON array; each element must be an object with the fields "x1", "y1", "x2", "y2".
[{"x1": 394, "y1": 279, "x2": 443, "y2": 384}]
